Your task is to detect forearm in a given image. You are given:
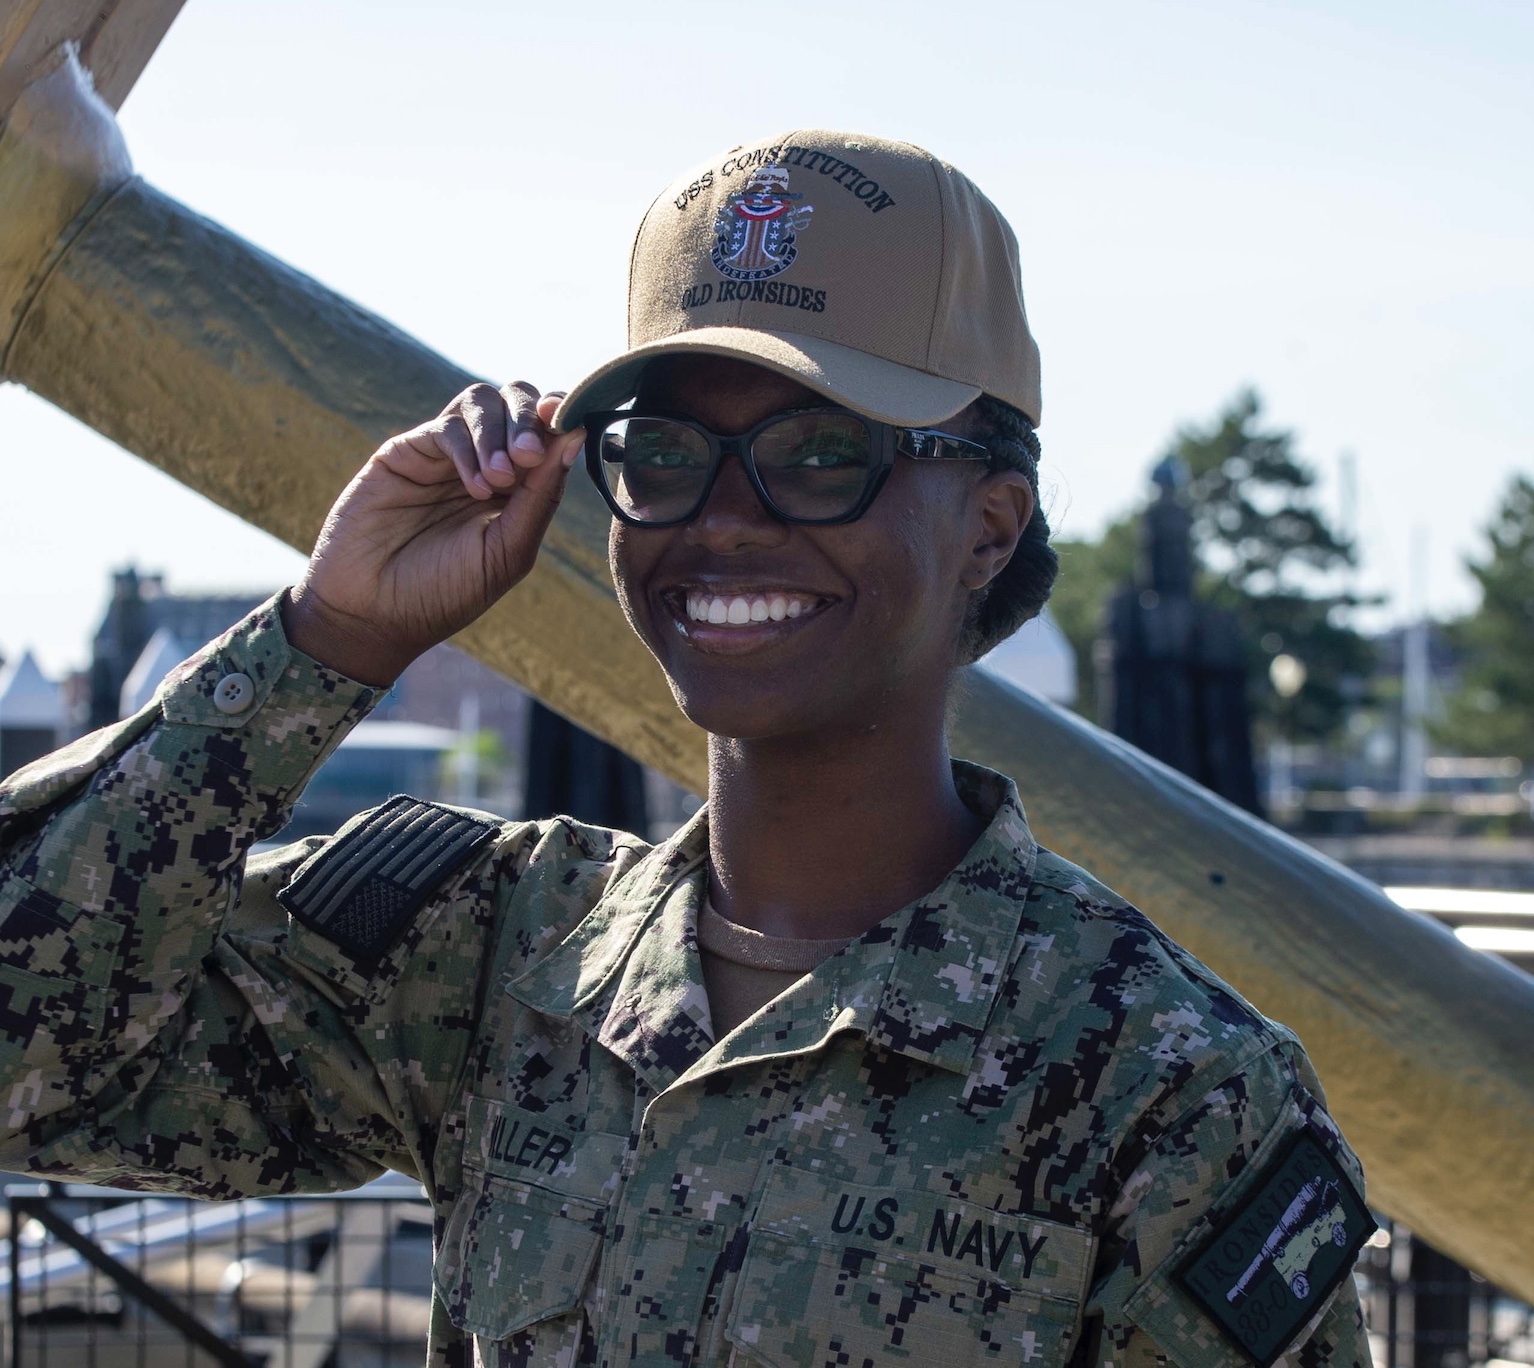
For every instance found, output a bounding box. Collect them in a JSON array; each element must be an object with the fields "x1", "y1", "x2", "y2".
[{"x1": 0, "y1": 593, "x2": 379, "y2": 1149}]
